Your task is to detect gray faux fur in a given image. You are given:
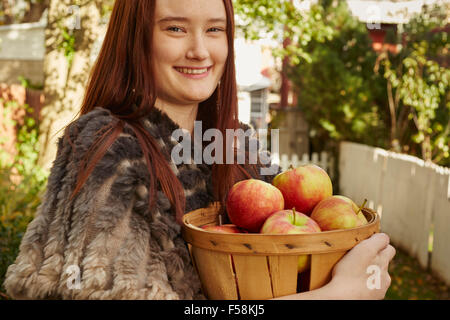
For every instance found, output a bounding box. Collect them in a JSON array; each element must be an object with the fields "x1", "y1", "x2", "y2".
[{"x1": 3, "y1": 106, "x2": 279, "y2": 300}]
